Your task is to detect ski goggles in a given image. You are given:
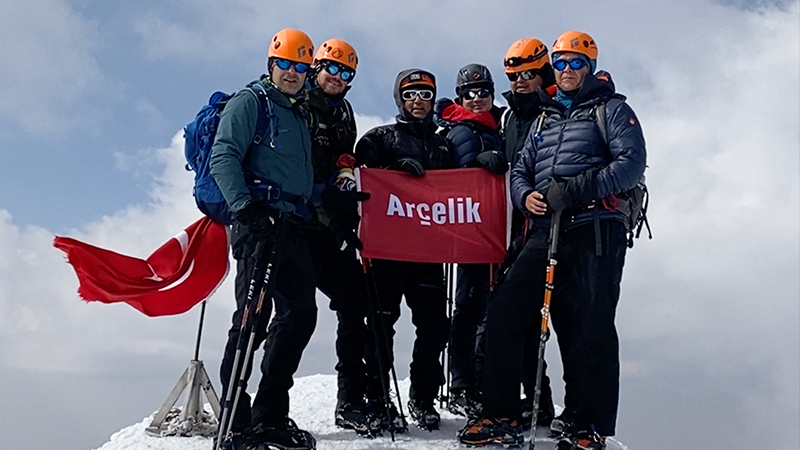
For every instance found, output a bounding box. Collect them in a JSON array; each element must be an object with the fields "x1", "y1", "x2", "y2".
[
  {"x1": 506, "y1": 69, "x2": 540, "y2": 82},
  {"x1": 553, "y1": 58, "x2": 588, "y2": 71},
  {"x1": 503, "y1": 48, "x2": 547, "y2": 69},
  {"x1": 401, "y1": 89, "x2": 435, "y2": 101},
  {"x1": 322, "y1": 61, "x2": 355, "y2": 82},
  {"x1": 461, "y1": 88, "x2": 492, "y2": 100},
  {"x1": 274, "y1": 58, "x2": 310, "y2": 74}
]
